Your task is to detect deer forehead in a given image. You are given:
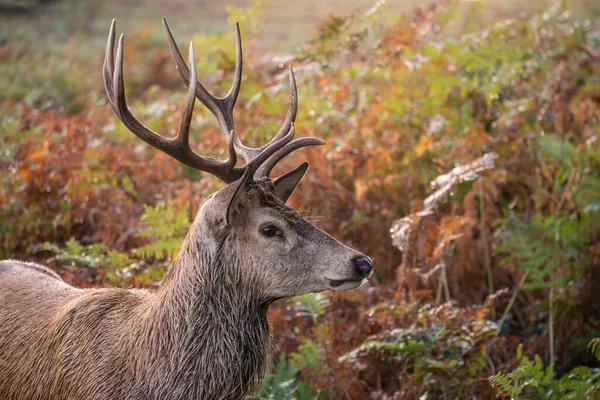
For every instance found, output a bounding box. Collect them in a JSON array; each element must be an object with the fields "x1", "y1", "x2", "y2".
[{"x1": 232, "y1": 185, "x2": 316, "y2": 237}]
